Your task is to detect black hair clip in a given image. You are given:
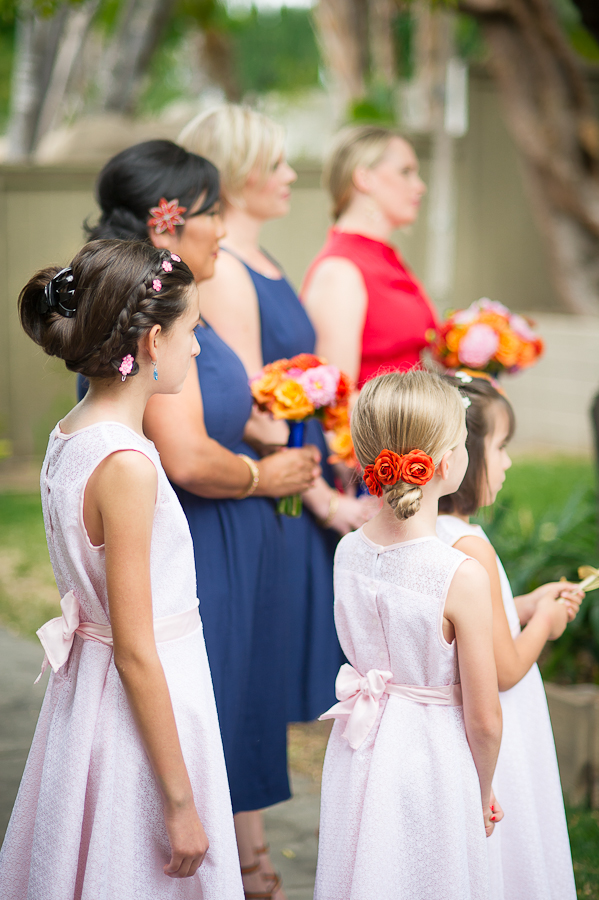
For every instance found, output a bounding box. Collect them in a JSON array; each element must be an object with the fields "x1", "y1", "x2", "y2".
[{"x1": 39, "y1": 267, "x2": 77, "y2": 318}]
